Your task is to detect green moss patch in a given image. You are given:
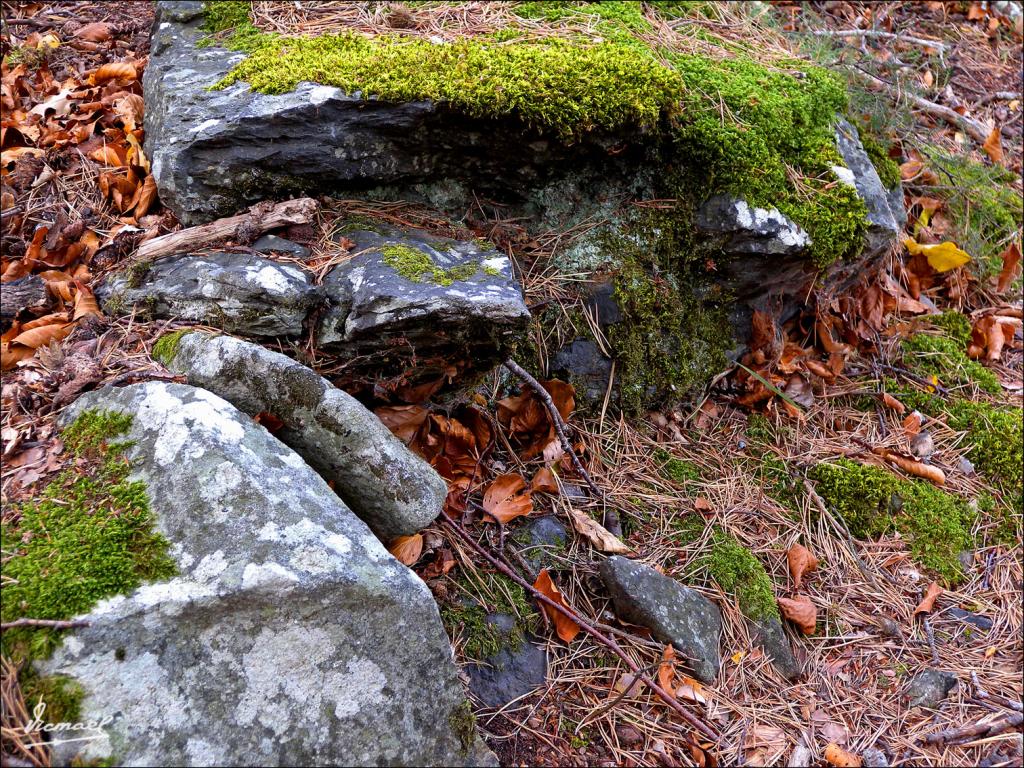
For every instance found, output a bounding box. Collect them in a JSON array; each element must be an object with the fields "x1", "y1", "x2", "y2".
[
  {"x1": 655, "y1": 448, "x2": 702, "y2": 487},
  {"x1": 2, "y1": 410, "x2": 176, "y2": 724},
  {"x1": 811, "y1": 459, "x2": 974, "y2": 583},
  {"x1": 860, "y1": 132, "x2": 900, "y2": 189},
  {"x1": 151, "y1": 329, "x2": 191, "y2": 365},
  {"x1": 440, "y1": 570, "x2": 538, "y2": 660},
  {"x1": 381, "y1": 244, "x2": 479, "y2": 286},
  {"x1": 902, "y1": 312, "x2": 1000, "y2": 395},
  {"x1": 704, "y1": 531, "x2": 779, "y2": 621}
]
